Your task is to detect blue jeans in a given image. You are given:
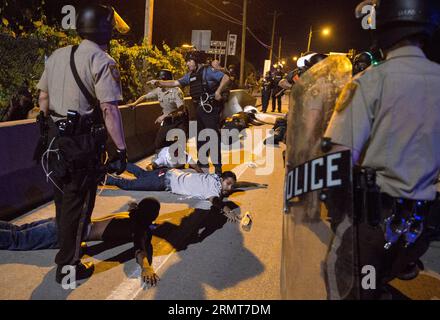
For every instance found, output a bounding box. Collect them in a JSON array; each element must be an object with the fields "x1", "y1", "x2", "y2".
[
  {"x1": 0, "y1": 218, "x2": 58, "y2": 251},
  {"x1": 107, "y1": 163, "x2": 168, "y2": 191}
]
